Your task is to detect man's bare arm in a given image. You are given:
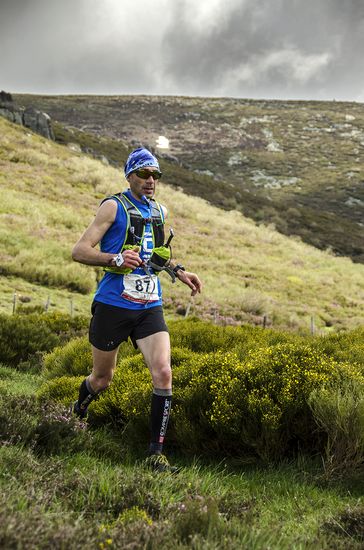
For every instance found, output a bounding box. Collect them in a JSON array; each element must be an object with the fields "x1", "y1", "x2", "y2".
[{"x1": 72, "y1": 200, "x2": 142, "y2": 269}]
